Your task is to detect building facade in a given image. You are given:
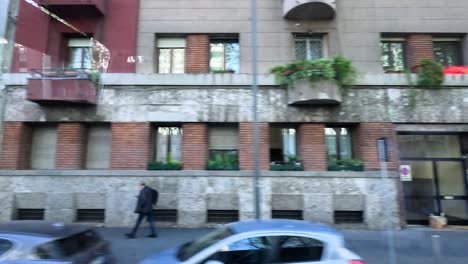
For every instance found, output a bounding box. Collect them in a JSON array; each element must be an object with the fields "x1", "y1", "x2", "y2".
[{"x1": 0, "y1": 0, "x2": 467, "y2": 229}]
